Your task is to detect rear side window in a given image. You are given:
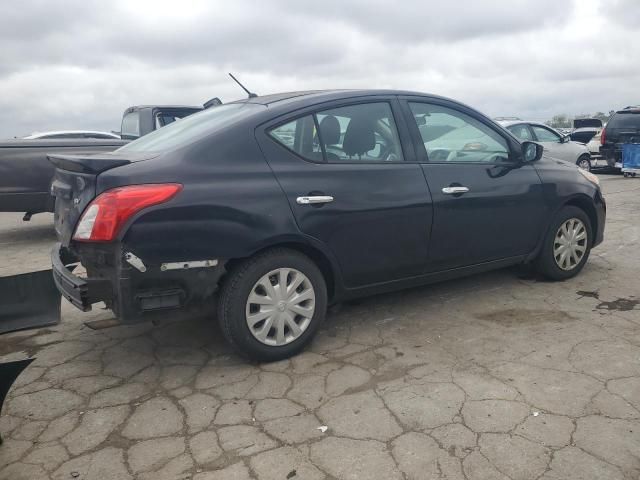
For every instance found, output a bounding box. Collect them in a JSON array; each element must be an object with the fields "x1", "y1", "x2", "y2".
[
  {"x1": 607, "y1": 112, "x2": 640, "y2": 129},
  {"x1": 268, "y1": 102, "x2": 404, "y2": 163},
  {"x1": 269, "y1": 116, "x2": 323, "y2": 162},
  {"x1": 507, "y1": 124, "x2": 533, "y2": 141},
  {"x1": 507, "y1": 123, "x2": 533, "y2": 140}
]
